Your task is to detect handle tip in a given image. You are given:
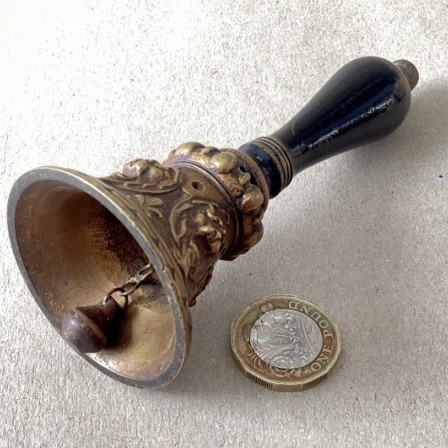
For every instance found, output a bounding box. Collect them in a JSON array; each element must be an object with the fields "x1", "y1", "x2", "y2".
[{"x1": 394, "y1": 59, "x2": 419, "y2": 91}]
